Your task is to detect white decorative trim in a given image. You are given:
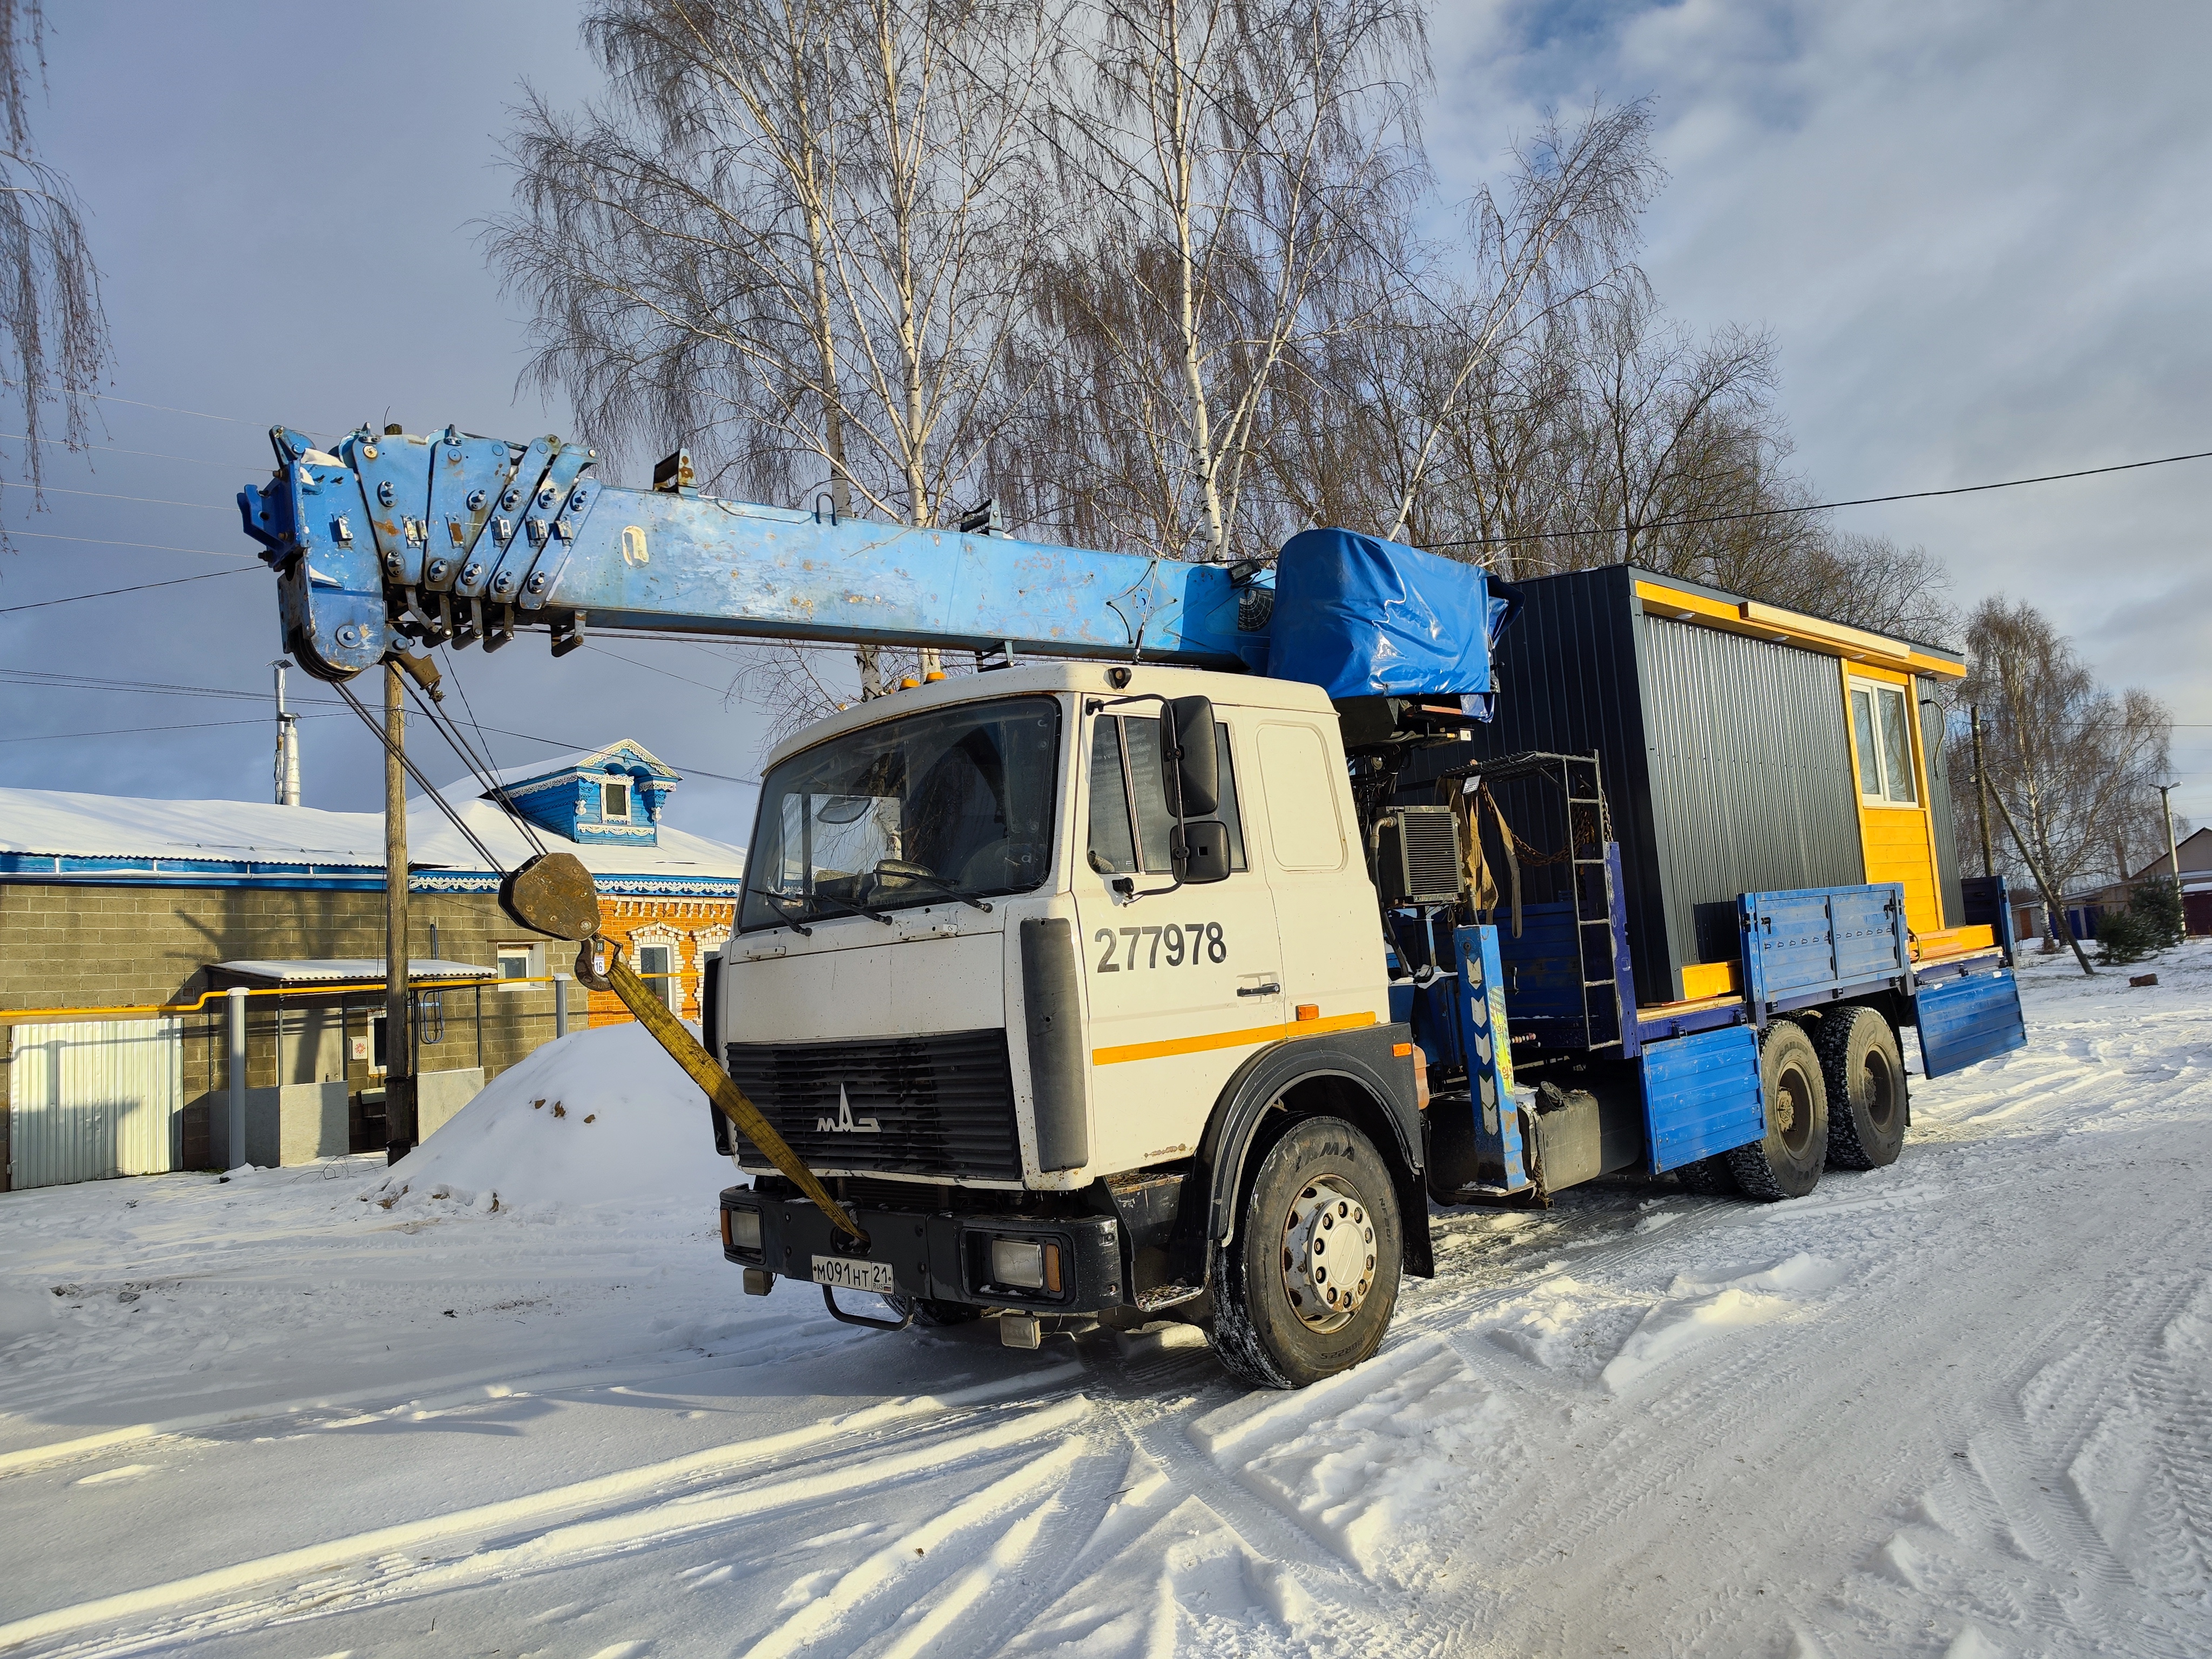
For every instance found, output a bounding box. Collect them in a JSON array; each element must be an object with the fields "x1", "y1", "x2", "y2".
[{"x1": 625, "y1": 923, "x2": 687, "y2": 1010}]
